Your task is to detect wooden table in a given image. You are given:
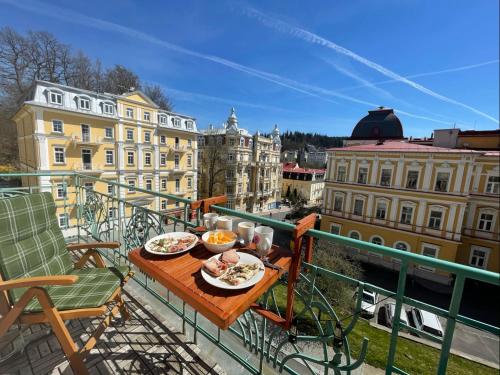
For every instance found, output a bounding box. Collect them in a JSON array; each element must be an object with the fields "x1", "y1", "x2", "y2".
[{"x1": 128, "y1": 242, "x2": 292, "y2": 330}]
